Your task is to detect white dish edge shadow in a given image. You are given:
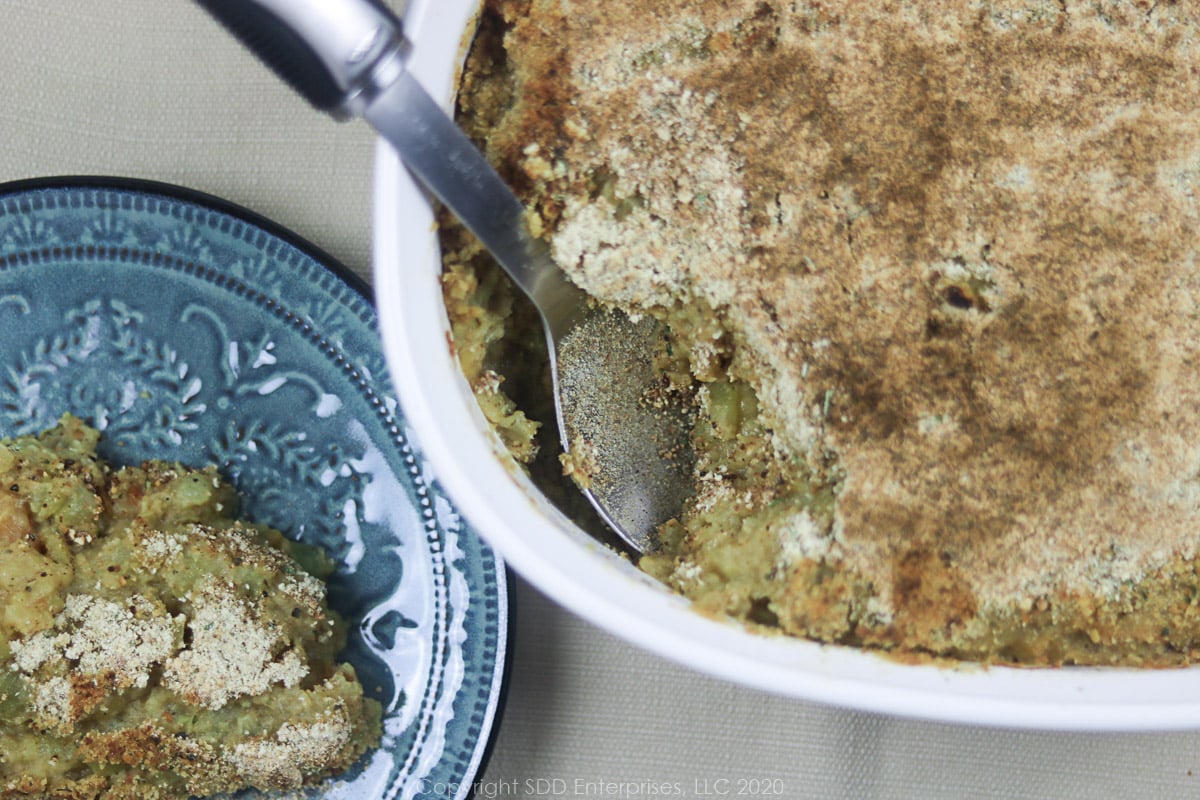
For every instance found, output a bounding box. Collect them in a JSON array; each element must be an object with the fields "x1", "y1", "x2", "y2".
[{"x1": 374, "y1": 0, "x2": 1200, "y2": 731}]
